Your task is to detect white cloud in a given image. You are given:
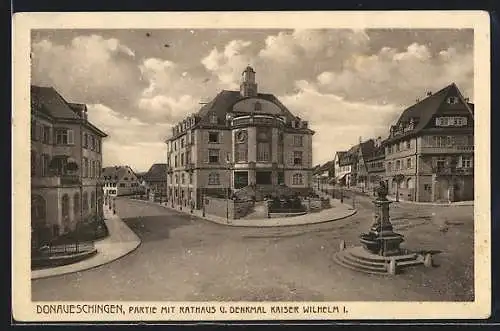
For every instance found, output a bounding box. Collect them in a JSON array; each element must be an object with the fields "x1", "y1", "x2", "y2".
[
  {"x1": 31, "y1": 34, "x2": 143, "y2": 108},
  {"x1": 316, "y1": 42, "x2": 473, "y2": 105},
  {"x1": 201, "y1": 39, "x2": 254, "y2": 88},
  {"x1": 279, "y1": 81, "x2": 399, "y2": 165}
]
